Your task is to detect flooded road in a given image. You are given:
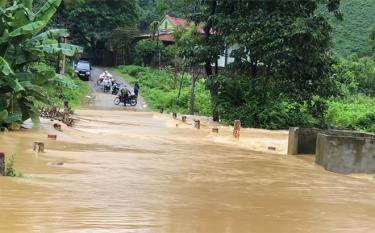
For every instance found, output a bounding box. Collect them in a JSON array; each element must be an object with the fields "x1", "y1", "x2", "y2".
[{"x1": 1, "y1": 109, "x2": 375, "y2": 233}]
